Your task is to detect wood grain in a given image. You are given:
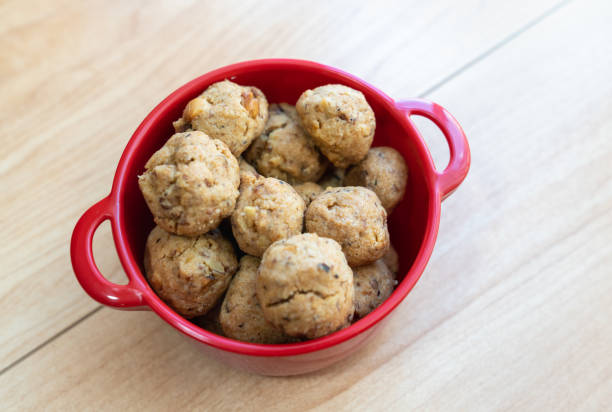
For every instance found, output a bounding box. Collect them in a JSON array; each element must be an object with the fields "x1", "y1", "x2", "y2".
[
  {"x1": 0, "y1": 0, "x2": 563, "y2": 372},
  {"x1": 4, "y1": 0, "x2": 612, "y2": 410}
]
